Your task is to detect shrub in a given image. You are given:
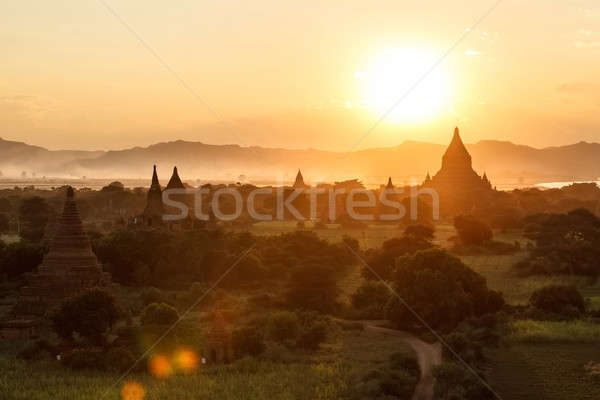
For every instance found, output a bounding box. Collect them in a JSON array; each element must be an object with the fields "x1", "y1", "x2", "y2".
[
  {"x1": 433, "y1": 362, "x2": 495, "y2": 400},
  {"x1": 389, "y1": 352, "x2": 420, "y2": 378},
  {"x1": 51, "y1": 289, "x2": 119, "y2": 344},
  {"x1": 139, "y1": 287, "x2": 167, "y2": 307},
  {"x1": 232, "y1": 326, "x2": 265, "y2": 357},
  {"x1": 267, "y1": 311, "x2": 300, "y2": 343},
  {"x1": 17, "y1": 339, "x2": 55, "y2": 361},
  {"x1": 286, "y1": 263, "x2": 339, "y2": 313},
  {"x1": 296, "y1": 321, "x2": 328, "y2": 351},
  {"x1": 454, "y1": 215, "x2": 493, "y2": 245},
  {"x1": 140, "y1": 302, "x2": 179, "y2": 326},
  {"x1": 351, "y1": 281, "x2": 391, "y2": 315},
  {"x1": 62, "y1": 347, "x2": 105, "y2": 370},
  {"x1": 529, "y1": 285, "x2": 585, "y2": 317},
  {"x1": 104, "y1": 347, "x2": 136, "y2": 373}
]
